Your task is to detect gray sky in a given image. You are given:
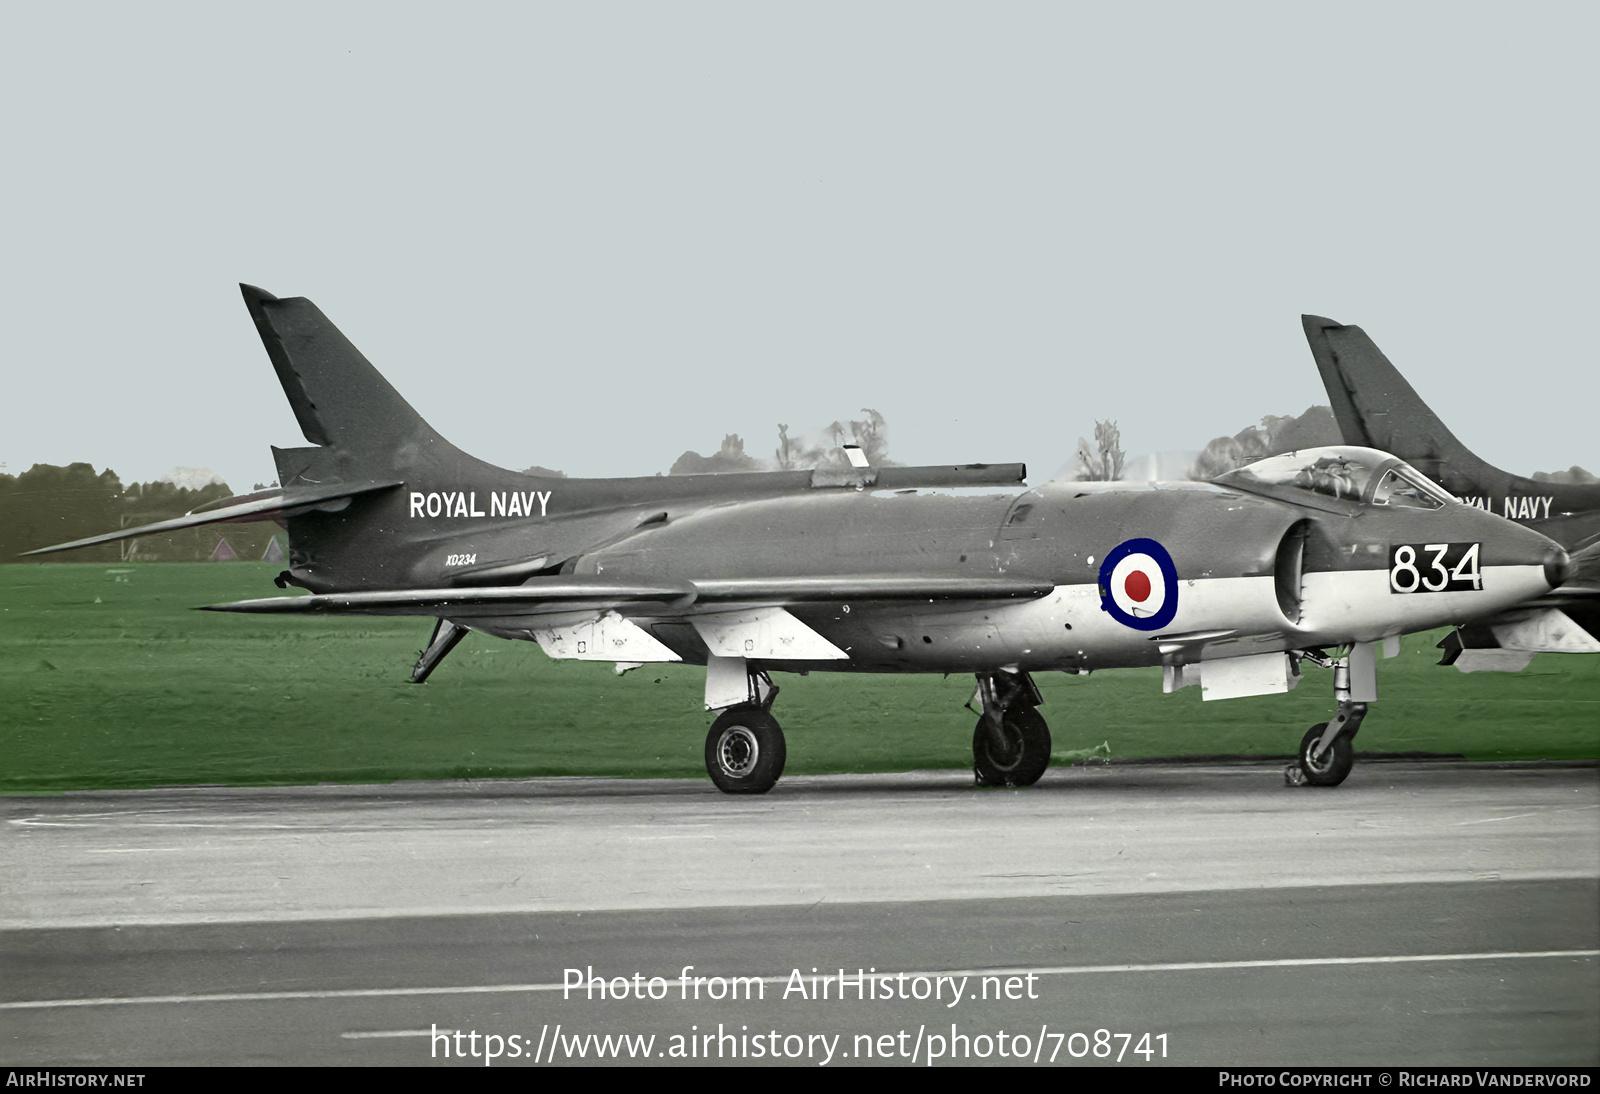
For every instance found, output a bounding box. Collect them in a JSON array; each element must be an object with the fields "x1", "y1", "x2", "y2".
[{"x1": 2, "y1": 3, "x2": 1595, "y2": 490}]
